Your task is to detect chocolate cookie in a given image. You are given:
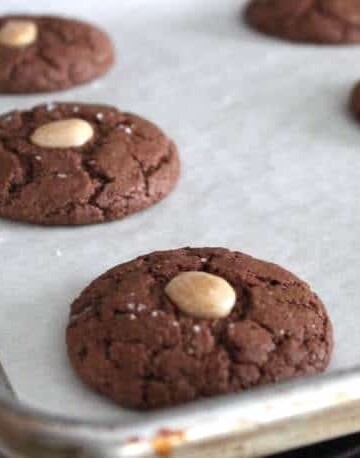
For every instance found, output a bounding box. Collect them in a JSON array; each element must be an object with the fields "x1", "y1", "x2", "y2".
[
  {"x1": 66, "y1": 247, "x2": 333, "y2": 410},
  {"x1": 245, "y1": 0, "x2": 360, "y2": 44},
  {"x1": 0, "y1": 103, "x2": 180, "y2": 225},
  {"x1": 0, "y1": 15, "x2": 114, "y2": 93}
]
